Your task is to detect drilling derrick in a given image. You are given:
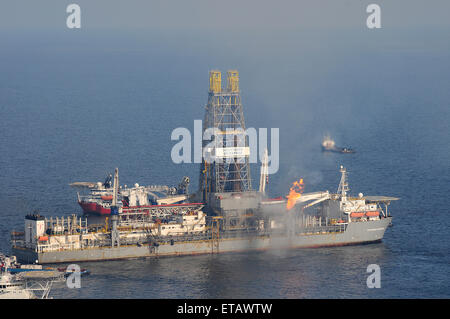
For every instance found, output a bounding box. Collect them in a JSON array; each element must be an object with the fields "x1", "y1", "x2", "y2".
[
  {"x1": 199, "y1": 70, "x2": 252, "y2": 196},
  {"x1": 198, "y1": 70, "x2": 261, "y2": 229}
]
